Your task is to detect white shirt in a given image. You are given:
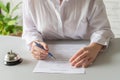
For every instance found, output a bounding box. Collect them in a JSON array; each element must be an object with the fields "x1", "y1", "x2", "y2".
[{"x1": 22, "y1": 0, "x2": 114, "y2": 46}]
